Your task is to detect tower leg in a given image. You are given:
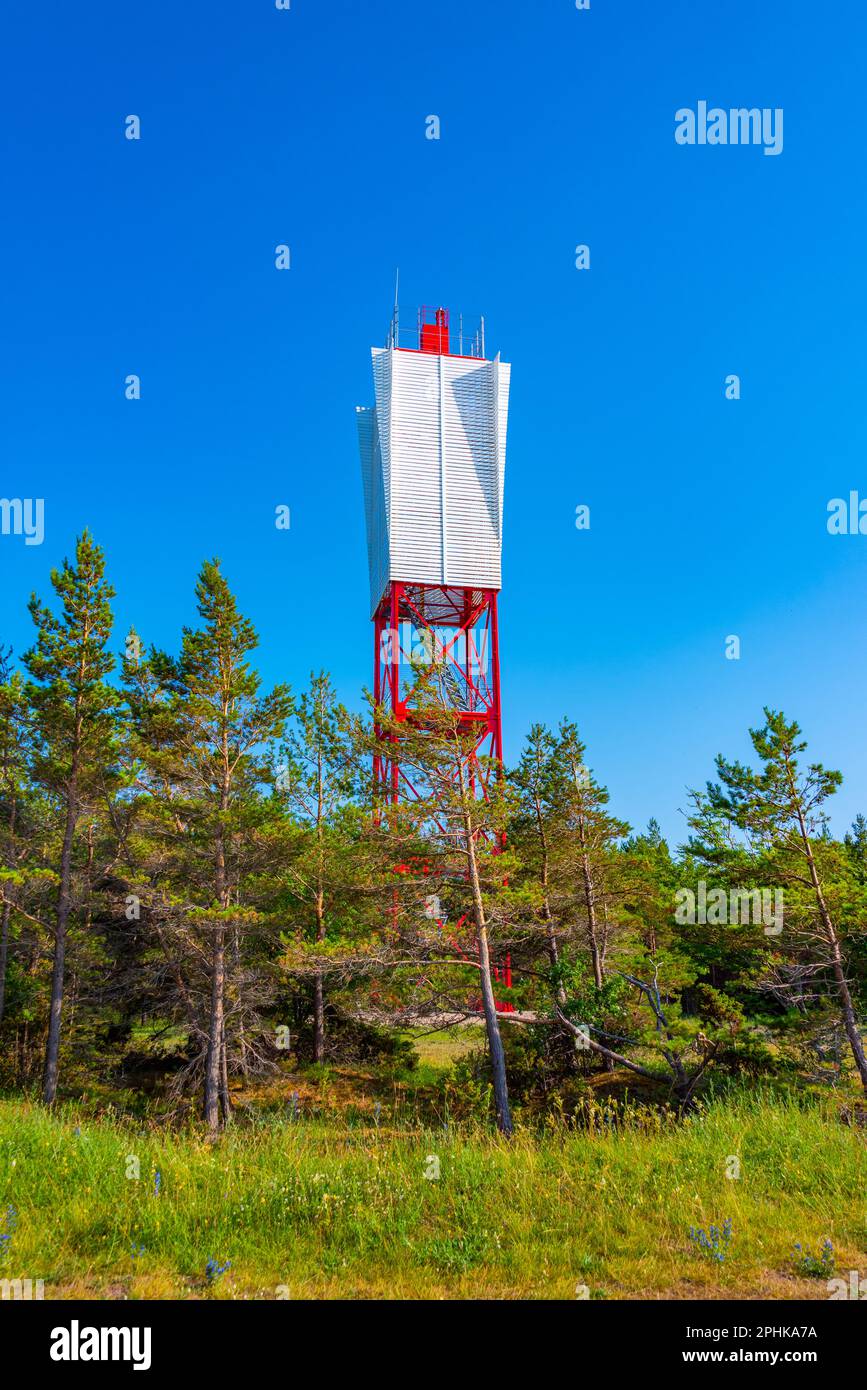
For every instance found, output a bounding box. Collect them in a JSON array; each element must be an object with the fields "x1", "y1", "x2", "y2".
[{"x1": 371, "y1": 582, "x2": 511, "y2": 1011}]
